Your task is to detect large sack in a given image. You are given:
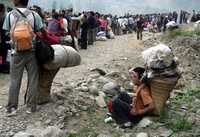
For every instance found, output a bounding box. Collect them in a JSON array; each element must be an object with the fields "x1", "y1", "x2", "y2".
[
  {"x1": 108, "y1": 30, "x2": 115, "y2": 39},
  {"x1": 142, "y1": 44, "x2": 174, "y2": 69},
  {"x1": 44, "y1": 45, "x2": 81, "y2": 70},
  {"x1": 97, "y1": 31, "x2": 106, "y2": 37},
  {"x1": 96, "y1": 36, "x2": 107, "y2": 41},
  {"x1": 166, "y1": 21, "x2": 178, "y2": 30}
]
